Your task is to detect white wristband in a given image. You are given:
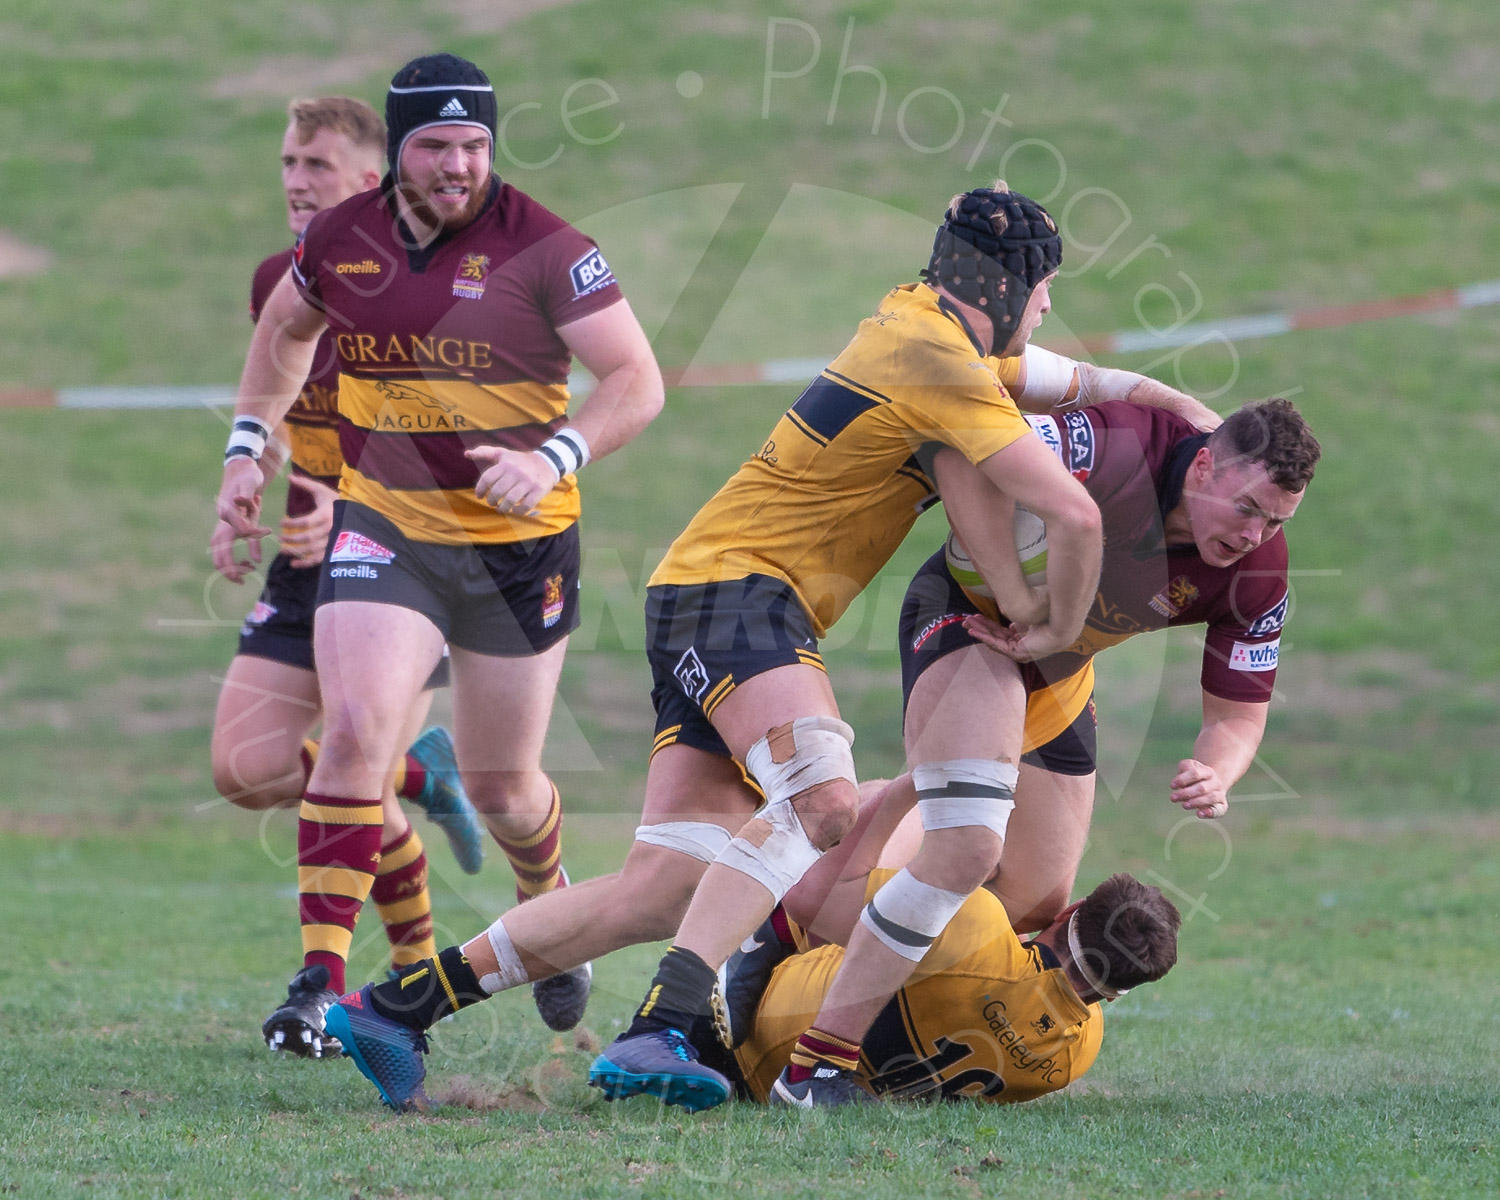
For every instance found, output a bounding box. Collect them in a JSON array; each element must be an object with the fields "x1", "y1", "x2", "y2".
[
  {"x1": 224, "y1": 416, "x2": 272, "y2": 464},
  {"x1": 534, "y1": 428, "x2": 590, "y2": 482}
]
